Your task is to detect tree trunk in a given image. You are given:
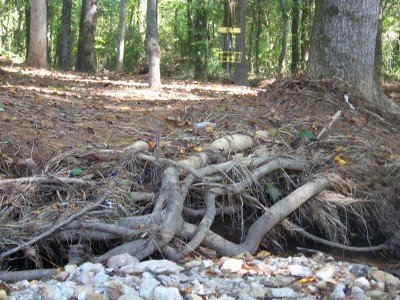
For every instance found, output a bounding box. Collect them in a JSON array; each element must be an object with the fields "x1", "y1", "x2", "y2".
[
  {"x1": 278, "y1": 0, "x2": 288, "y2": 76},
  {"x1": 60, "y1": 0, "x2": 72, "y2": 70},
  {"x1": 187, "y1": 0, "x2": 194, "y2": 57},
  {"x1": 307, "y1": 0, "x2": 399, "y2": 115},
  {"x1": 26, "y1": 0, "x2": 47, "y2": 68},
  {"x1": 300, "y1": 0, "x2": 312, "y2": 70},
  {"x1": 76, "y1": 0, "x2": 97, "y2": 72},
  {"x1": 291, "y1": 0, "x2": 300, "y2": 74},
  {"x1": 116, "y1": 0, "x2": 126, "y2": 73},
  {"x1": 254, "y1": 0, "x2": 262, "y2": 76},
  {"x1": 193, "y1": 0, "x2": 207, "y2": 81},
  {"x1": 233, "y1": 0, "x2": 248, "y2": 86},
  {"x1": 144, "y1": 0, "x2": 161, "y2": 89}
]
